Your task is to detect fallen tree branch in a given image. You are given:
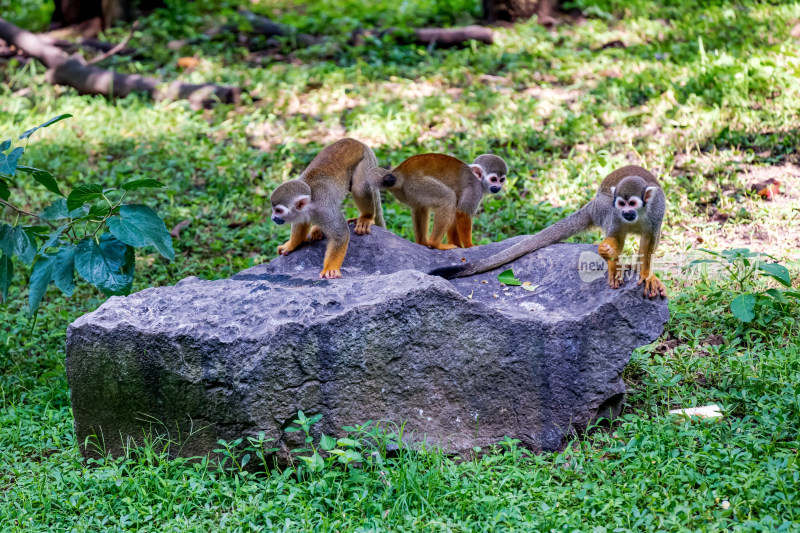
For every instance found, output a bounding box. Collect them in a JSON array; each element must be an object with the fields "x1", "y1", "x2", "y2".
[
  {"x1": 198, "y1": 9, "x2": 321, "y2": 49},
  {"x1": 25, "y1": 34, "x2": 137, "y2": 58},
  {"x1": 0, "y1": 17, "x2": 240, "y2": 109},
  {"x1": 413, "y1": 25, "x2": 494, "y2": 46},
  {"x1": 86, "y1": 20, "x2": 138, "y2": 64},
  {"x1": 238, "y1": 9, "x2": 320, "y2": 46},
  {"x1": 350, "y1": 25, "x2": 494, "y2": 48}
]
